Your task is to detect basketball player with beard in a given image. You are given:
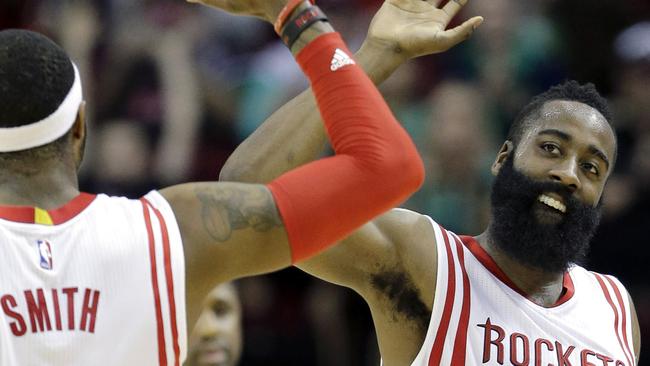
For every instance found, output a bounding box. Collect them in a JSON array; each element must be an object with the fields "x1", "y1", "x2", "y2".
[
  {"x1": 220, "y1": 0, "x2": 641, "y2": 365},
  {"x1": 0, "y1": 0, "x2": 430, "y2": 363}
]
